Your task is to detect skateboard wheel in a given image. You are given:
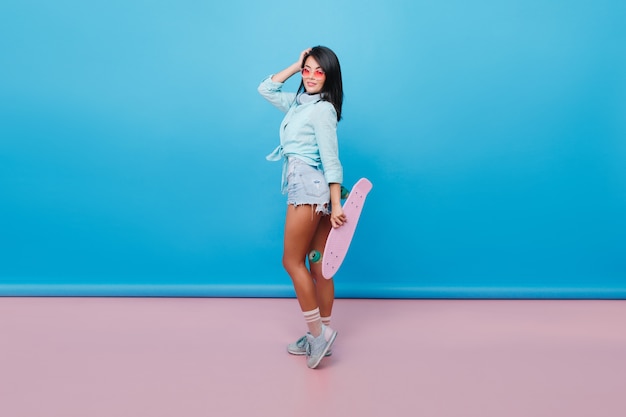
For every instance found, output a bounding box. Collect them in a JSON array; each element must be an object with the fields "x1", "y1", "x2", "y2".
[
  {"x1": 340, "y1": 185, "x2": 350, "y2": 199},
  {"x1": 308, "y1": 250, "x2": 322, "y2": 263}
]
